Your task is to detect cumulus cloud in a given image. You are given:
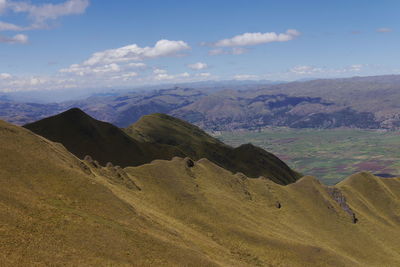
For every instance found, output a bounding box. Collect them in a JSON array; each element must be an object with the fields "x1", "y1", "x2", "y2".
[
  {"x1": 213, "y1": 29, "x2": 300, "y2": 47},
  {"x1": 82, "y1": 39, "x2": 190, "y2": 66},
  {"x1": 60, "y1": 40, "x2": 190, "y2": 78},
  {"x1": 0, "y1": 33, "x2": 28, "y2": 44},
  {"x1": 376, "y1": 27, "x2": 392, "y2": 33},
  {"x1": 187, "y1": 62, "x2": 208, "y2": 70}
]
